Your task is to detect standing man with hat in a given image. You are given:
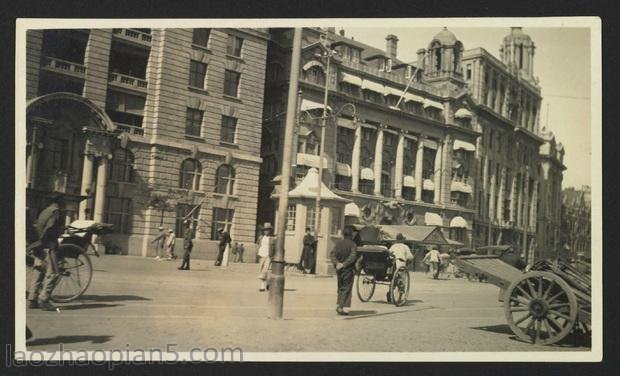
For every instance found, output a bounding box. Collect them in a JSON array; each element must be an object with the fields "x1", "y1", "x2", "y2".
[
  {"x1": 178, "y1": 219, "x2": 194, "y2": 270},
  {"x1": 329, "y1": 226, "x2": 358, "y2": 315},
  {"x1": 214, "y1": 227, "x2": 232, "y2": 266},
  {"x1": 256, "y1": 222, "x2": 275, "y2": 291},
  {"x1": 151, "y1": 225, "x2": 166, "y2": 261}
]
